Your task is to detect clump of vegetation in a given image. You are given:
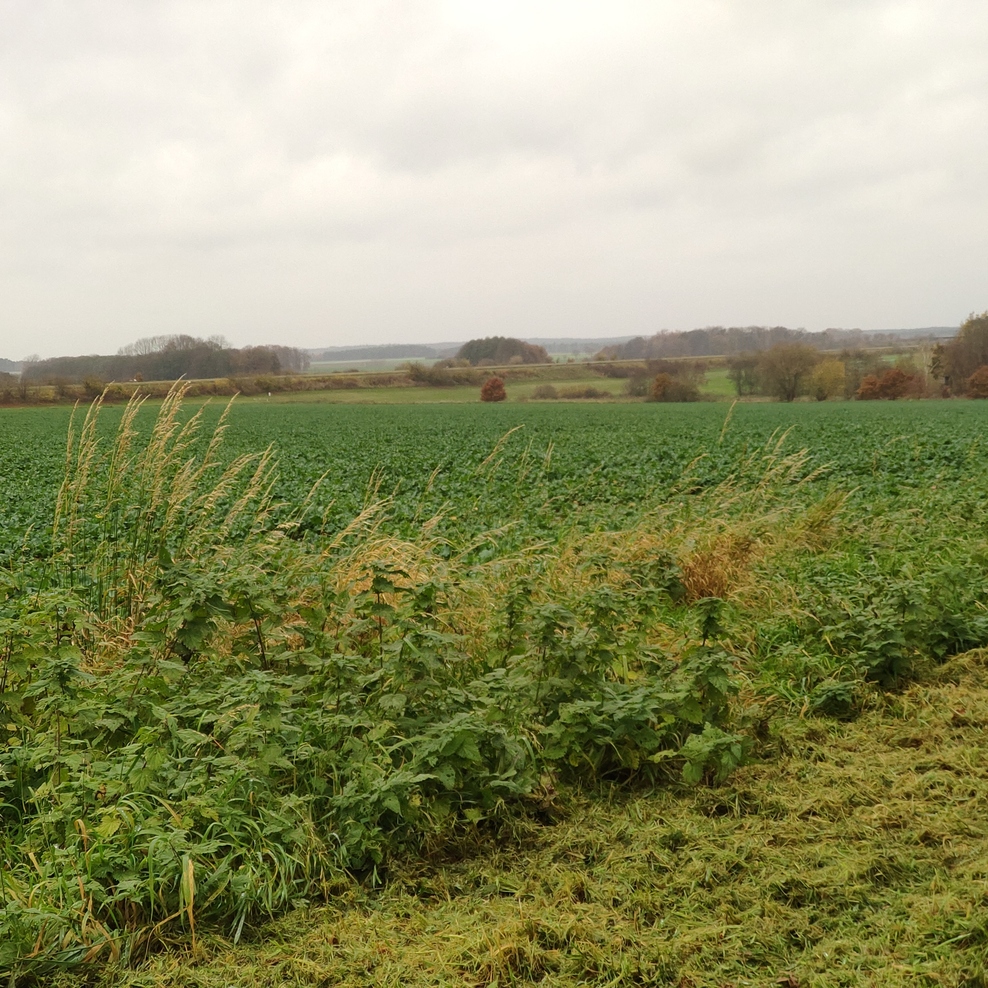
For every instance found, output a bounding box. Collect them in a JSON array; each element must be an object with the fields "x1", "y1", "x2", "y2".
[
  {"x1": 0, "y1": 373, "x2": 18, "y2": 404},
  {"x1": 625, "y1": 359, "x2": 706, "y2": 398},
  {"x1": 648, "y1": 373, "x2": 699, "y2": 402},
  {"x1": 727, "y1": 346, "x2": 837, "y2": 402},
  {"x1": 966, "y1": 363, "x2": 988, "y2": 397},
  {"x1": 4, "y1": 387, "x2": 775, "y2": 977},
  {"x1": 625, "y1": 373, "x2": 651, "y2": 396},
  {"x1": 113, "y1": 648, "x2": 988, "y2": 987},
  {"x1": 458, "y1": 337, "x2": 550, "y2": 366},
  {"x1": 725, "y1": 352, "x2": 761, "y2": 396},
  {"x1": 480, "y1": 376, "x2": 507, "y2": 402},
  {"x1": 402, "y1": 361, "x2": 482, "y2": 387},
  {"x1": 942, "y1": 311, "x2": 988, "y2": 389},
  {"x1": 532, "y1": 384, "x2": 559, "y2": 399},
  {"x1": 756, "y1": 343, "x2": 819, "y2": 402},
  {"x1": 855, "y1": 367, "x2": 921, "y2": 400},
  {"x1": 808, "y1": 357, "x2": 846, "y2": 400}
]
